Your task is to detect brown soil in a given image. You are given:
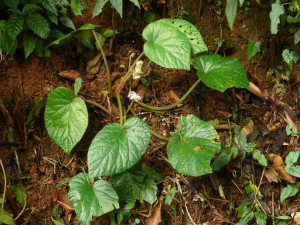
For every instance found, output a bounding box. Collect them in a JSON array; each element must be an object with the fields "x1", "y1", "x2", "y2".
[{"x1": 0, "y1": 0, "x2": 300, "y2": 224}]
